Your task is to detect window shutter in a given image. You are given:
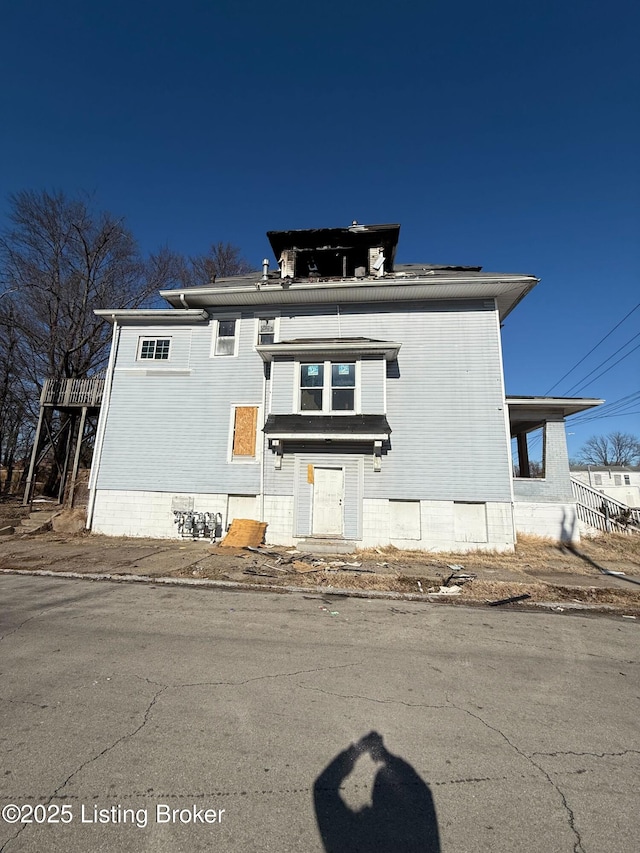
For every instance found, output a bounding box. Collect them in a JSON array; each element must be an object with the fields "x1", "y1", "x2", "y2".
[{"x1": 233, "y1": 407, "x2": 258, "y2": 456}]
